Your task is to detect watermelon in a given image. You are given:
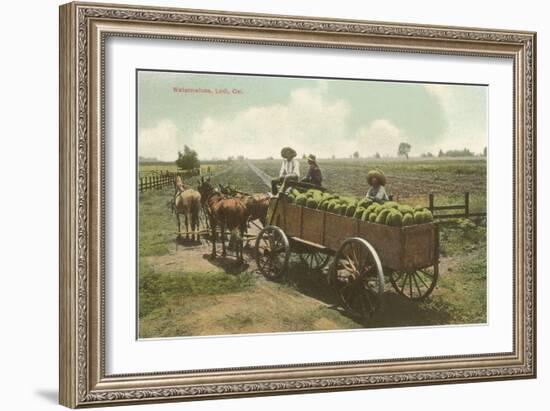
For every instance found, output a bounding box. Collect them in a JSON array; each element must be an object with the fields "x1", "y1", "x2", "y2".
[
  {"x1": 375, "y1": 209, "x2": 391, "y2": 224},
  {"x1": 386, "y1": 210, "x2": 403, "y2": 226},
  {"x1": 295, "y1": 194, "x2": 307, "y2": 206},
  {"x1": 402, "y1": 213, "x2": 414, "y2": 226},
  {"x1": 346, "y1": 204, "x2": 357, "y2": 217},
  {"x1": 306, "y1": 198, "x2": 318, "y2": 209}
]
